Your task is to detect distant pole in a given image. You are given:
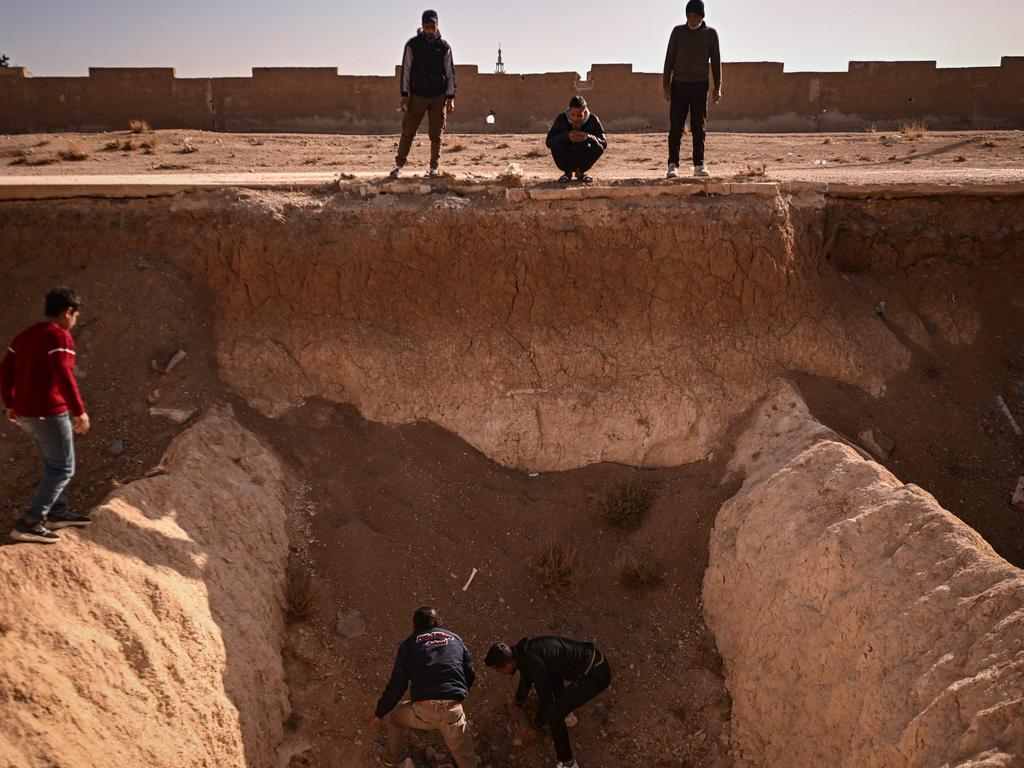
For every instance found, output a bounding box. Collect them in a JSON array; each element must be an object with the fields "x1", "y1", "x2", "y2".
[{"x1": 495, "y1": 44, "x2": 505, "y2": 74}]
